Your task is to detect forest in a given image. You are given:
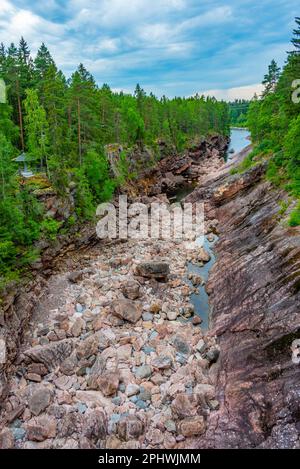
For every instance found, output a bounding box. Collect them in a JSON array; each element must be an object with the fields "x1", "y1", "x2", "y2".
[
  {"x1": 246, "y1": 17, "x2": 300, "y2": 226},
  {"x1": 0, "y1": 39, "x2": 230, "y2": 286}
]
